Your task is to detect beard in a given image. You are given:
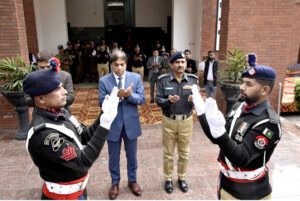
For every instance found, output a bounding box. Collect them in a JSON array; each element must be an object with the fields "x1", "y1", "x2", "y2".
[{"x1": 239, "y1": 92, "x2": 260, "y2": 104}]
